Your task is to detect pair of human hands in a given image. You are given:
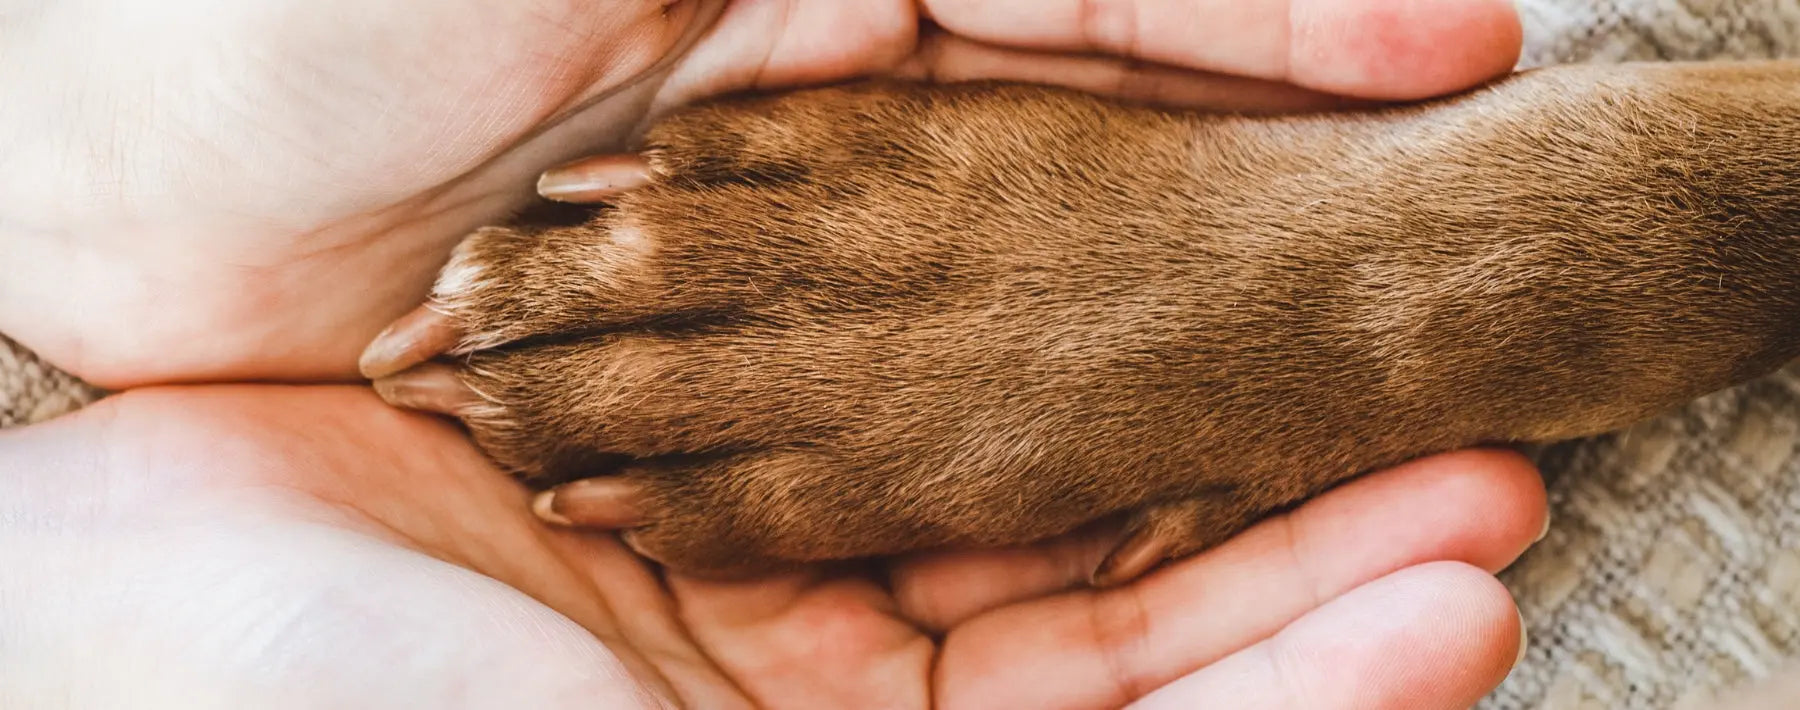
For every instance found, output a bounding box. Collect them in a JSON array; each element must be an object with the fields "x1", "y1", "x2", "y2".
[
  {"x1": 3, "y1": 387, "x2": 1542, "y2": 708},
  {"x1": 0, "y1": 0, "x2": 1543, "y2": 707}
]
